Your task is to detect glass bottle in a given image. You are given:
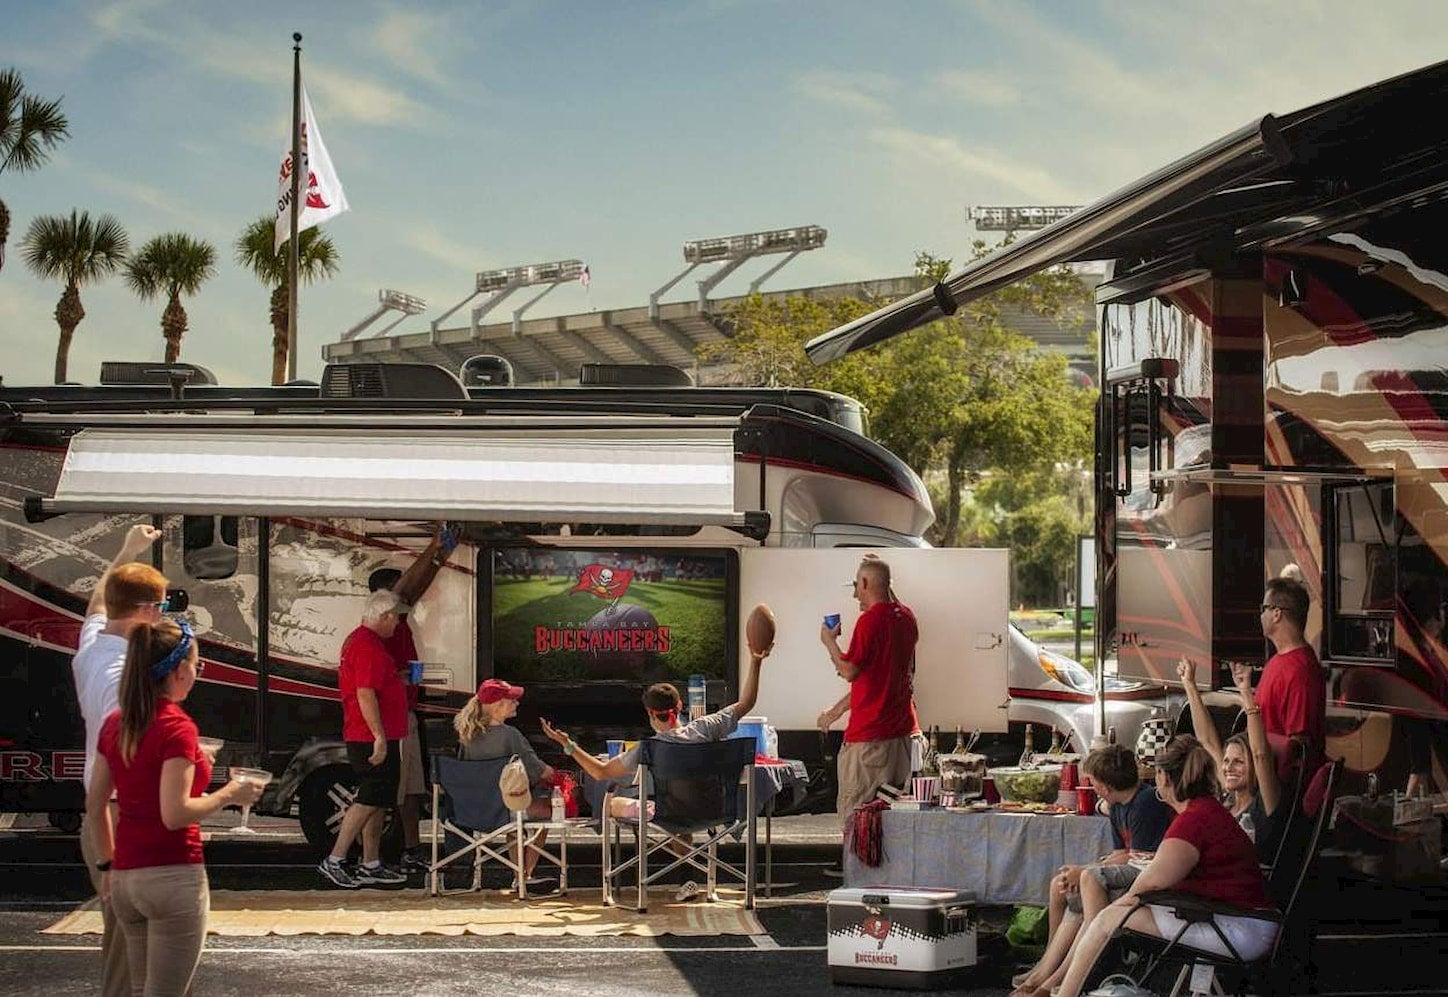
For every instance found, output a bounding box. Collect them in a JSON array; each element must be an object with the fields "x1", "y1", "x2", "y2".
[
  {"x1": 1048, "y1": 727, "x2": 1063, "y2": 756},
  {"x1": 1019, "y1": 724, "x2": 1037, "y2": 769},
  {"x1": 924, "y1": 726, "x2": 941, "y2": 776},
  {"x1": 953, "y1": 725, "x2": 966, "y2": 755}
]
